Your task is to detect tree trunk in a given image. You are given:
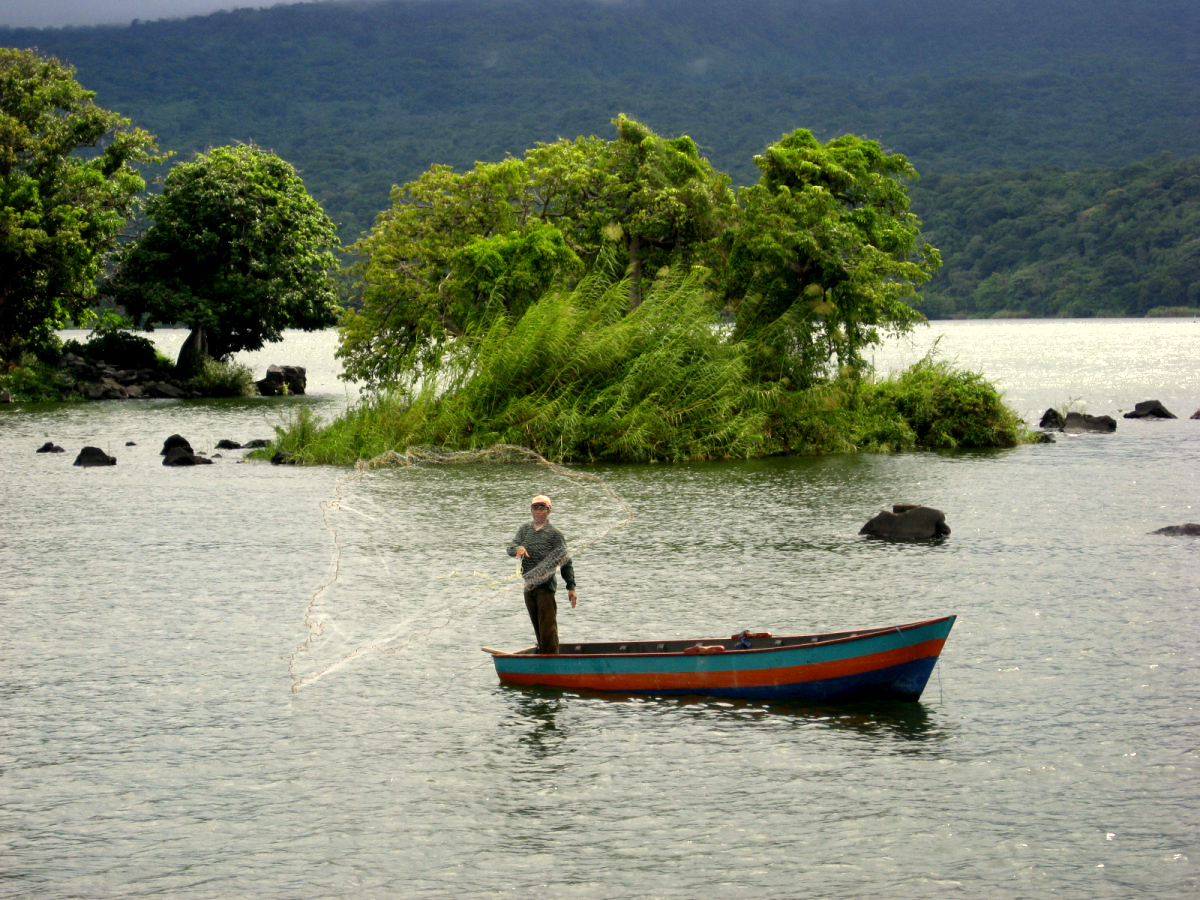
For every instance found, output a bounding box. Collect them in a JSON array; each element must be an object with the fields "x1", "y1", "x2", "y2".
[
  {"x1": 176, "y1": 325, "x2": 209, "y2": 379},
  {"x1": 627, "y1": 234, "x2": 643, "y2": 310}
]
